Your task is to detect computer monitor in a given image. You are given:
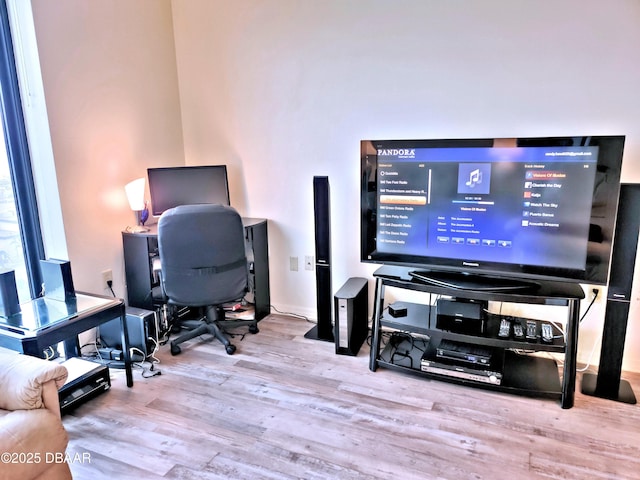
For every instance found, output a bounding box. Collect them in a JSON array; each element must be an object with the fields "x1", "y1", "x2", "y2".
[{"x1": 147, "y1": 165, "x2": 230, "y2": 216}]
